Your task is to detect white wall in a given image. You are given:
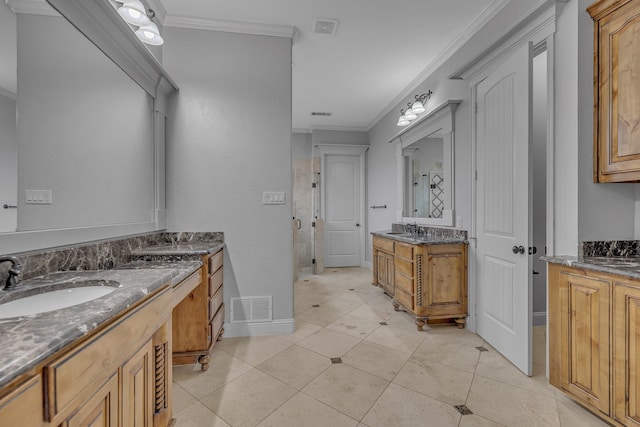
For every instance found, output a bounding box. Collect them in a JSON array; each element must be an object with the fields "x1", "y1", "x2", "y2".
[
  {"x1": 0, "y1": 93, "x2": 17, "y2": 233},
  {"x1": 163, "y1": 27, "x2": 294, "y2": 332},
  {"x1": 17, "y1": 14, "x2": 154, "y2": 232}
]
